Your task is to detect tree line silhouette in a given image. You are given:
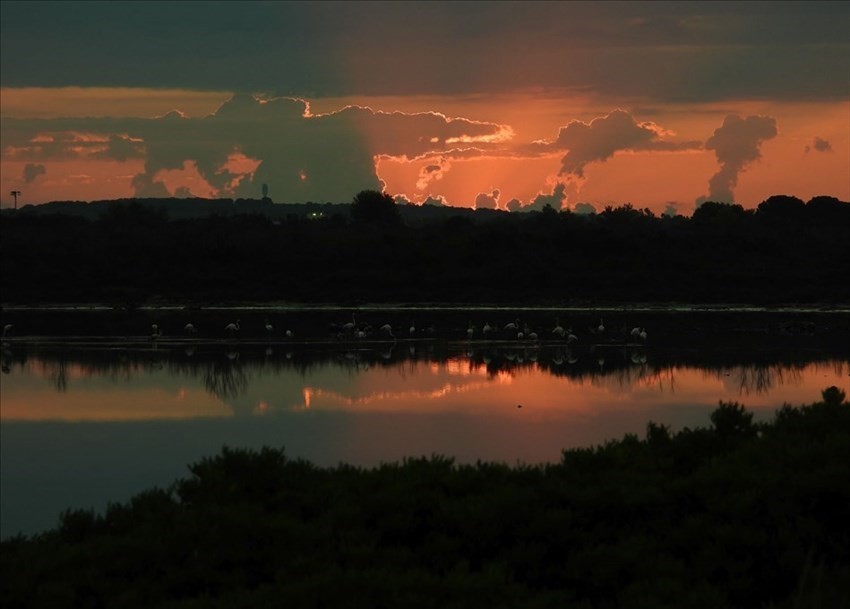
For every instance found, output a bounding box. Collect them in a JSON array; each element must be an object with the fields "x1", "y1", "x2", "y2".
[{"x1": 1, "y1": 192, "x2": 848, "y2": 305}]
